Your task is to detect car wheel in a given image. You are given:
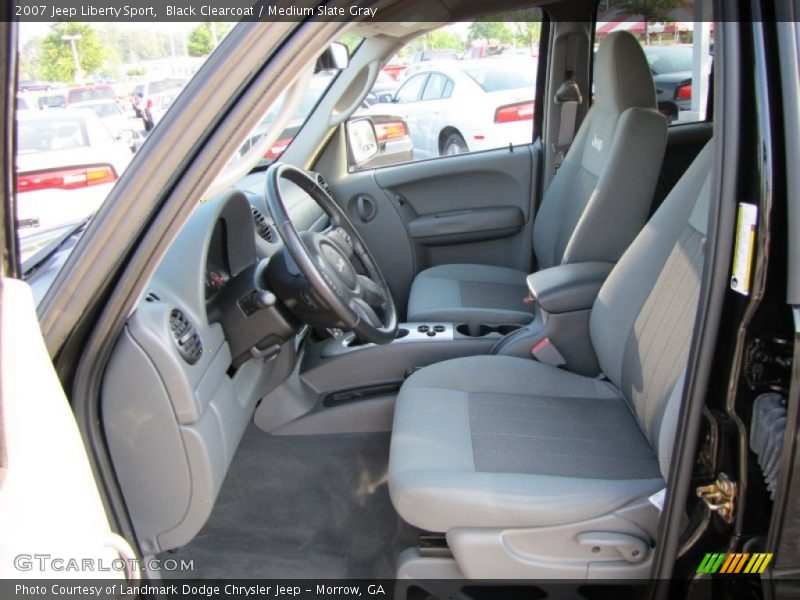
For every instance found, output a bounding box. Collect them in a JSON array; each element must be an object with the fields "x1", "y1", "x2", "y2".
[{"x1": 442, "y1": 133, "x2": 468, "y2": 156}]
